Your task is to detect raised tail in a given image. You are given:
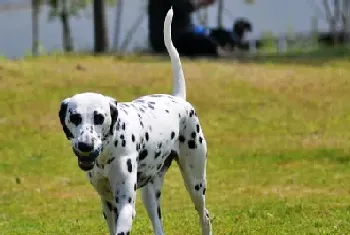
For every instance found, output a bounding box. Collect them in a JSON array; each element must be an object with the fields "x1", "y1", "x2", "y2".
[{"x1": 164, "y1": 7, "x2": 186, "y2": 100}]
